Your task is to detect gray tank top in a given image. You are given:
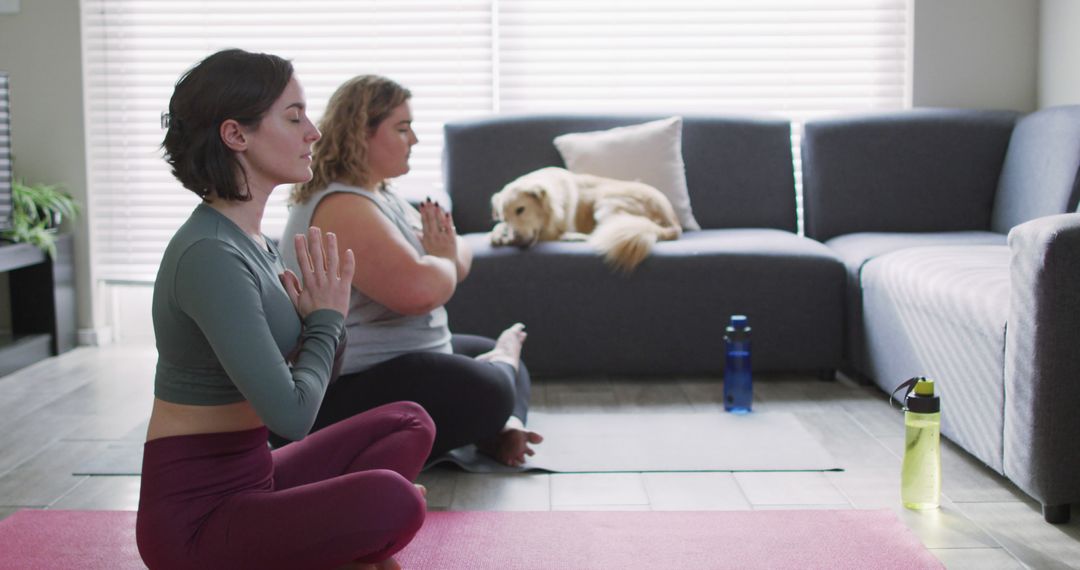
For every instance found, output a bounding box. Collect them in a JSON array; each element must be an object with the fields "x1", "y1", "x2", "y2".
[{"x1": 281, "y1": 182, "x2": 452, "y2": 373}]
